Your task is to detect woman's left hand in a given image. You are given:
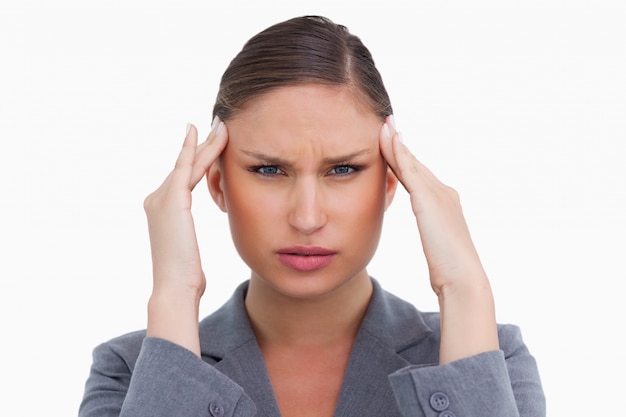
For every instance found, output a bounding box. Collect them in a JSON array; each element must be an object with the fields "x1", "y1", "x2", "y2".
[{"x1": 378, "y1": 116, "x2": 499, "y2": 363}]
